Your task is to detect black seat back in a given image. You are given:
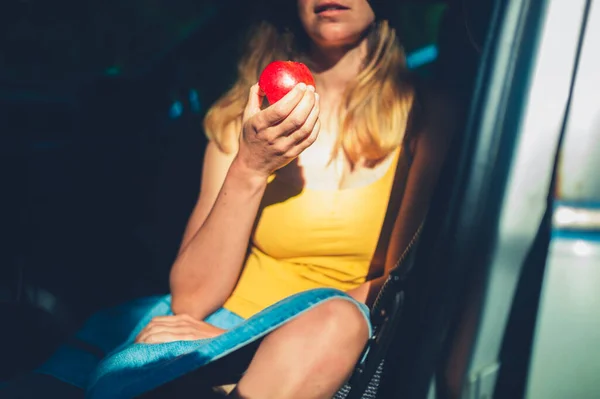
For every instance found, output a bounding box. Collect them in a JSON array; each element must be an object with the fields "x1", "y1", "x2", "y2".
[{"x1": 333, "y1": 1, "x2": 497, "y2": 398}]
